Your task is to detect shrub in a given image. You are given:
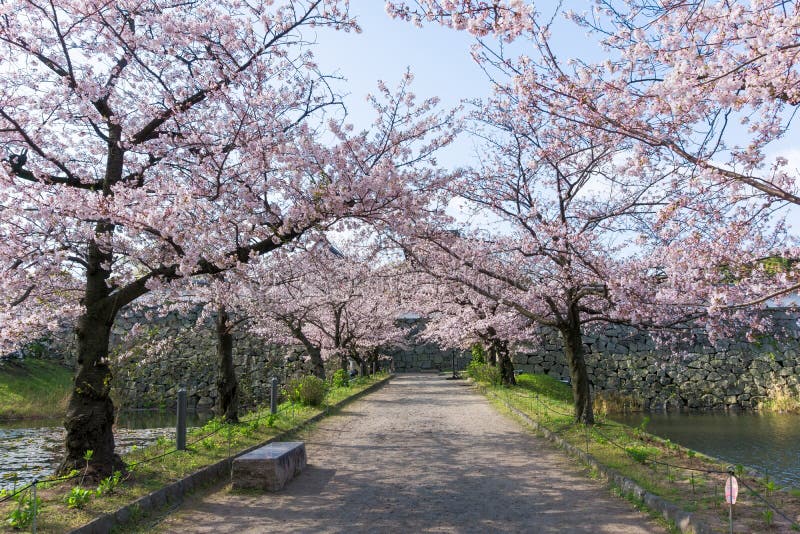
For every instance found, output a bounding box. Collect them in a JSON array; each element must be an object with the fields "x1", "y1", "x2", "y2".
[
  {"x1": 466, "y1": 362, "x2": 501, "y2": 386},
  {"x1": 331, "y1": 369, "x2": 350, "y2": 388},
  {"x1": 288, "y1": 375, "x2": 327, "y2": 406},
  {"x1": 470, "y1": 343, "x2": 485, "y2": 364}
]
